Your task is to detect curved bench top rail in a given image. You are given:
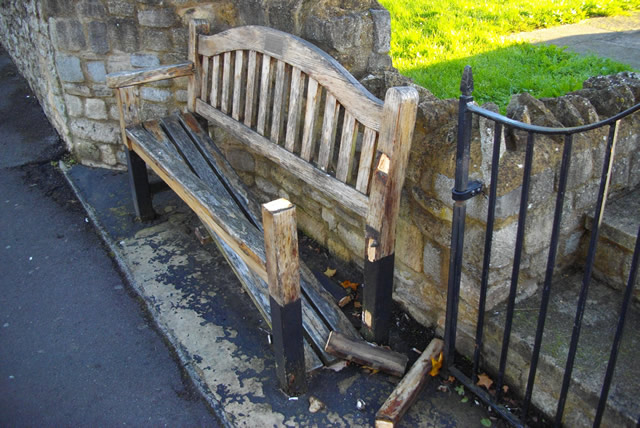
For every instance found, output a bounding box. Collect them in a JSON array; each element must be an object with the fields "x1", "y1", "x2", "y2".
[{"x1": 198, "y1": 25, "x2": 384, "y2": 131}]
